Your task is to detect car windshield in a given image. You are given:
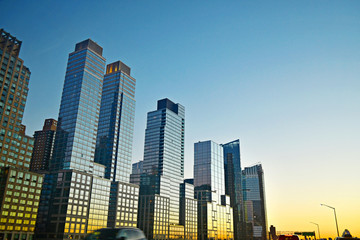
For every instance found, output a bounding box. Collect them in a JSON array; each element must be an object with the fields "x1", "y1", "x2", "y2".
[{"x1": 84, "y1": 229, "x2": 119, "y2": 240}]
